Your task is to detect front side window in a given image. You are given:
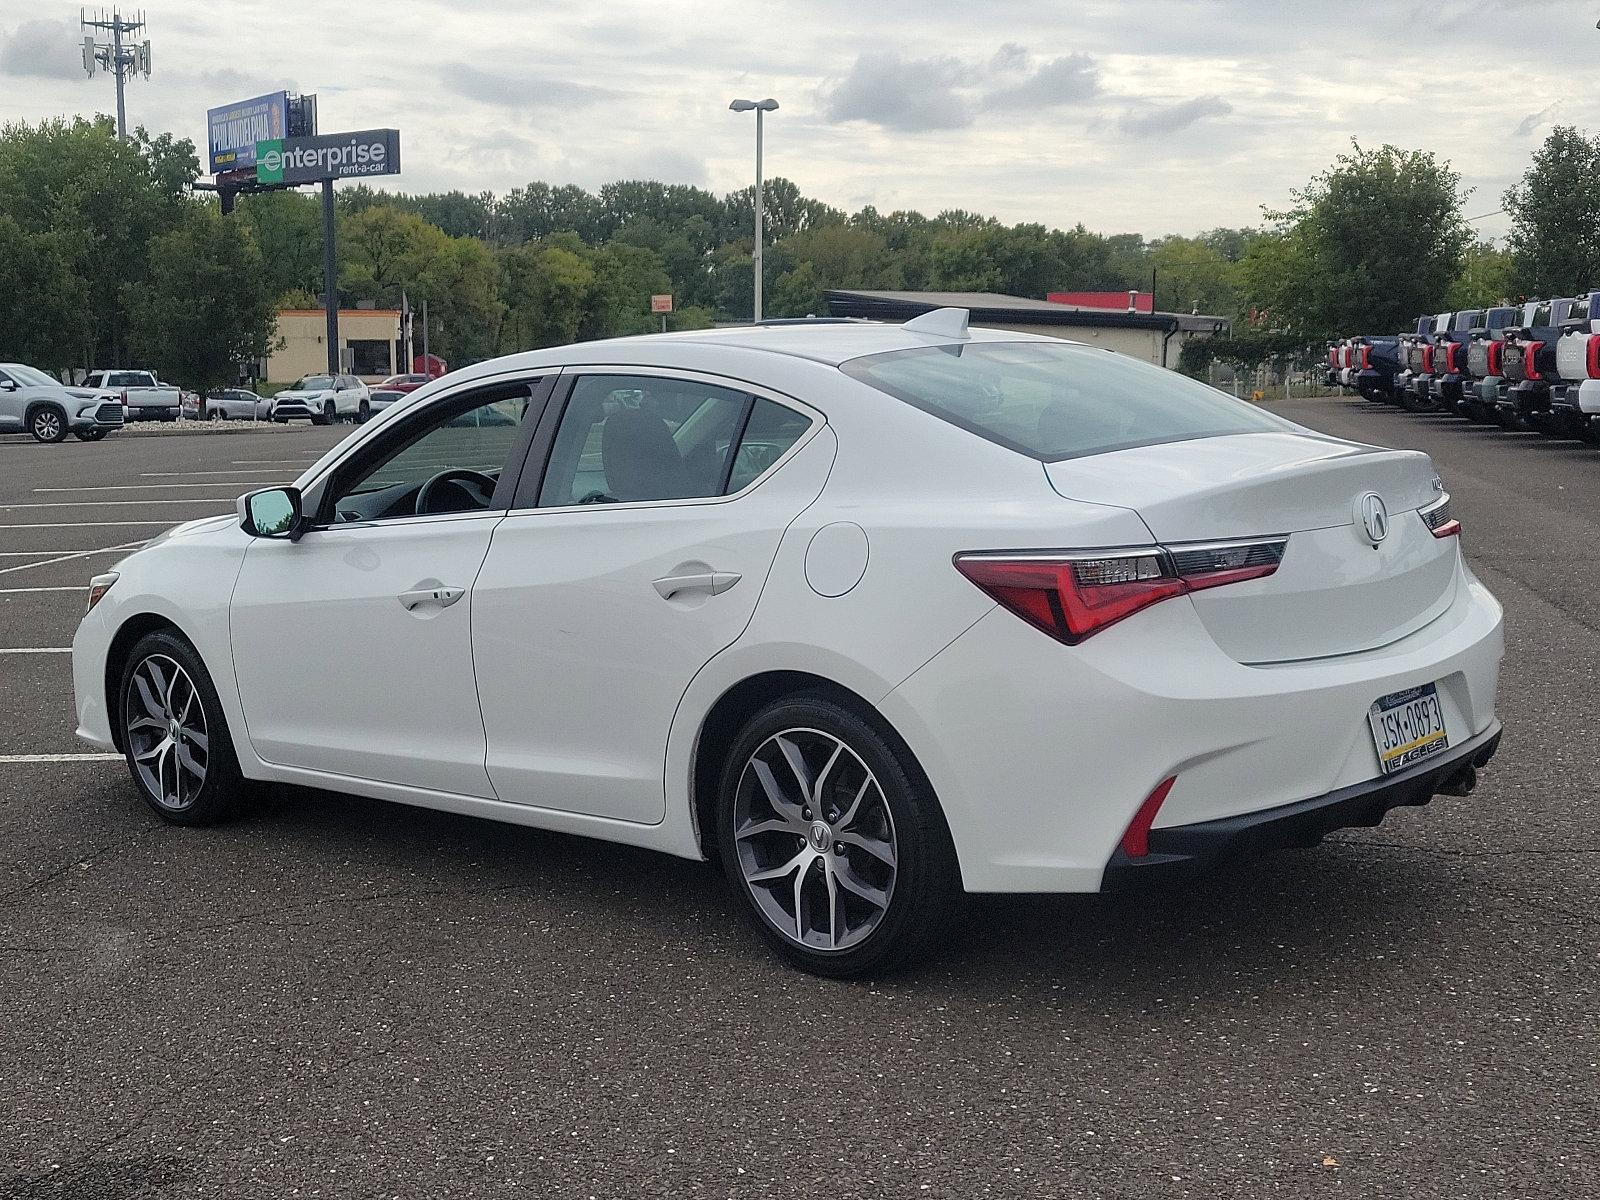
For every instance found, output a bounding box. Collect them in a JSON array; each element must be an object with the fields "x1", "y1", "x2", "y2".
[
  {"x1": 325, "y1": 383, "x2": 538, "y2": 524},
  {"x1": 842, "y1": 341, "x2": 1288, "y2": 462},
  {"x1": 538, "y1": 375, "x2": 752, "y2": 507}
]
